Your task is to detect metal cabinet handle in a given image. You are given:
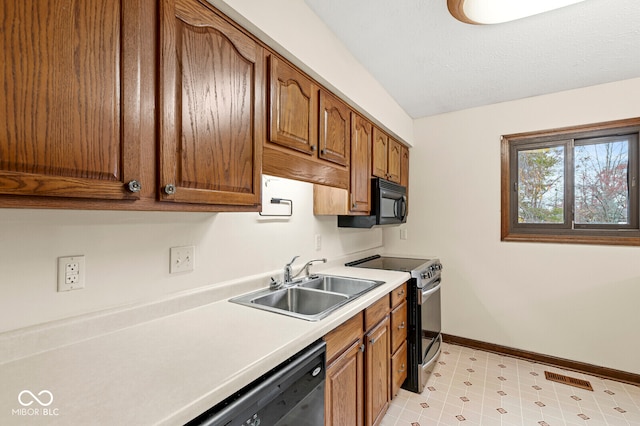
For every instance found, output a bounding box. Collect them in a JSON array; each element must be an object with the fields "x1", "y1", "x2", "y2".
[
  {"x1": 399, "y1": 363, "x2": 406, "y2": 373},
  {"x1": 164, "y1": 184, "x2": 176, "y2": 195},
  {"x1": 127, "y1": 180, "x2": 141, "y2": 193},
  {"x1": 398, "y1": 321, "x2": 405, "y2": 330}
]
